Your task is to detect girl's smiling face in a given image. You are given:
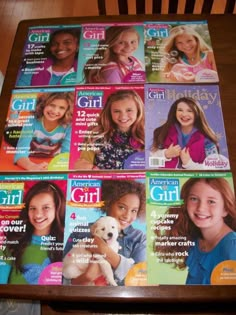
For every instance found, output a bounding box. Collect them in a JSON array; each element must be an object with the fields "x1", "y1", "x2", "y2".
[
  {"x1": 28, "y1": 192, "x2": 56, "y2": 235},
  {"x1": 186, "y1": 181, "x2": 227, "y2": 231},
  {"x1": 175, "y1": 33, "x2": 198, "y2": 57},
  {"x1": 112, "y1": 30, "x2": 139, "y2": 62},
  {"x1": 107, "y1": 193, "x2": 140, "y2": 230},
  {"x1": 50, "y1": 32, "x2": 78, "y2": 61},
  {"x1": 110, "y1": 97, "x2": 138, "y2": 132},
  {"x1": 43, "y1": 98, "x2": 68, "y2": 123},
  {"x1": 176, "y1": 101, "x2": 195, "y2": 132}
]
